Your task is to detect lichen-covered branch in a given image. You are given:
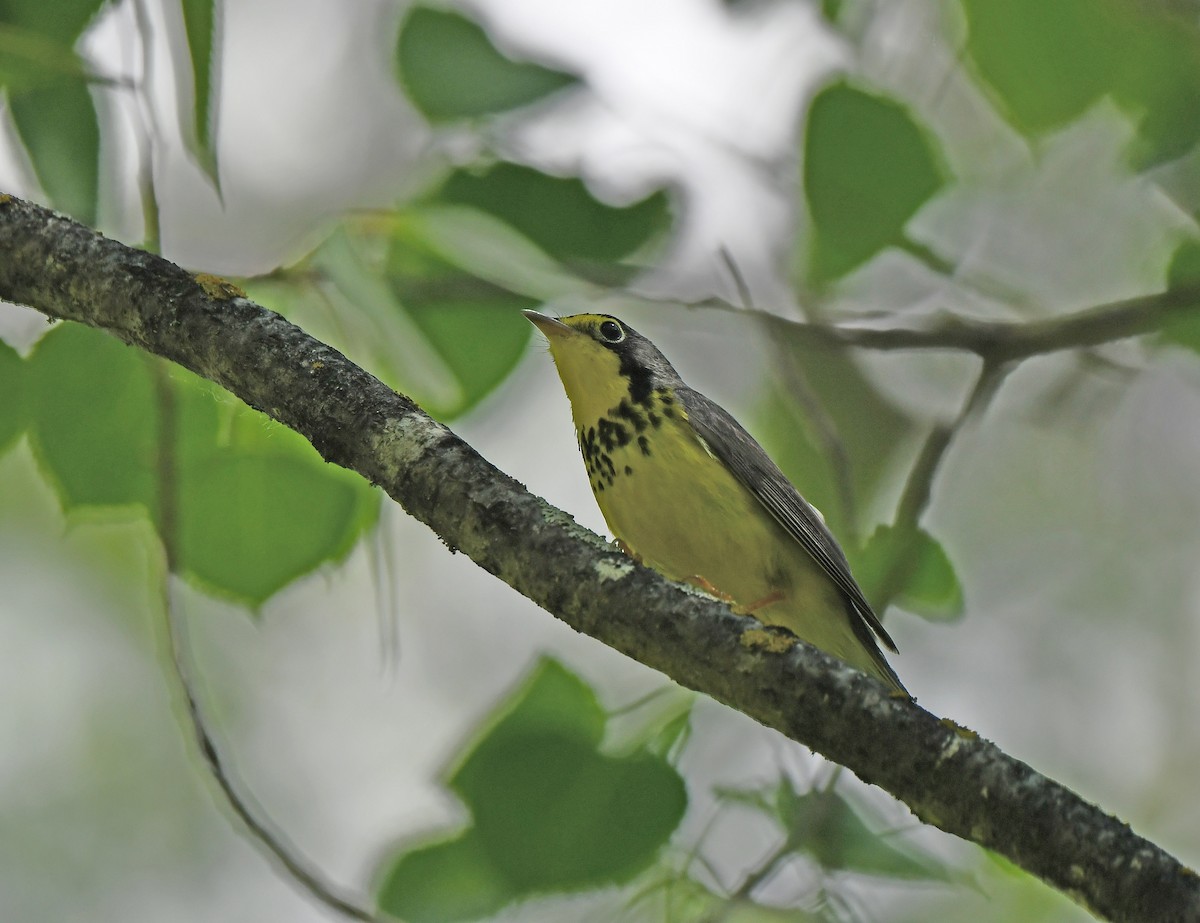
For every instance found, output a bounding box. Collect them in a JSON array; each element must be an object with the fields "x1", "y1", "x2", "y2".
[{"x1": 0, "y1": 194, "x2": 1196, "y2": 923}]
